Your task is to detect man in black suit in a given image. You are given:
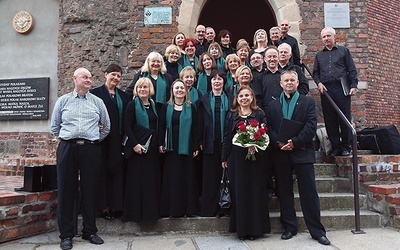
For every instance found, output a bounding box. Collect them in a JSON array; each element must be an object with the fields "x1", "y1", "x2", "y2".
[
  {"x1": 267, "y1": 70, "x2": 330, "y2": 246},
  {"x1": 313, "y1": 27, "x2": 358, "y2": 157}
]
